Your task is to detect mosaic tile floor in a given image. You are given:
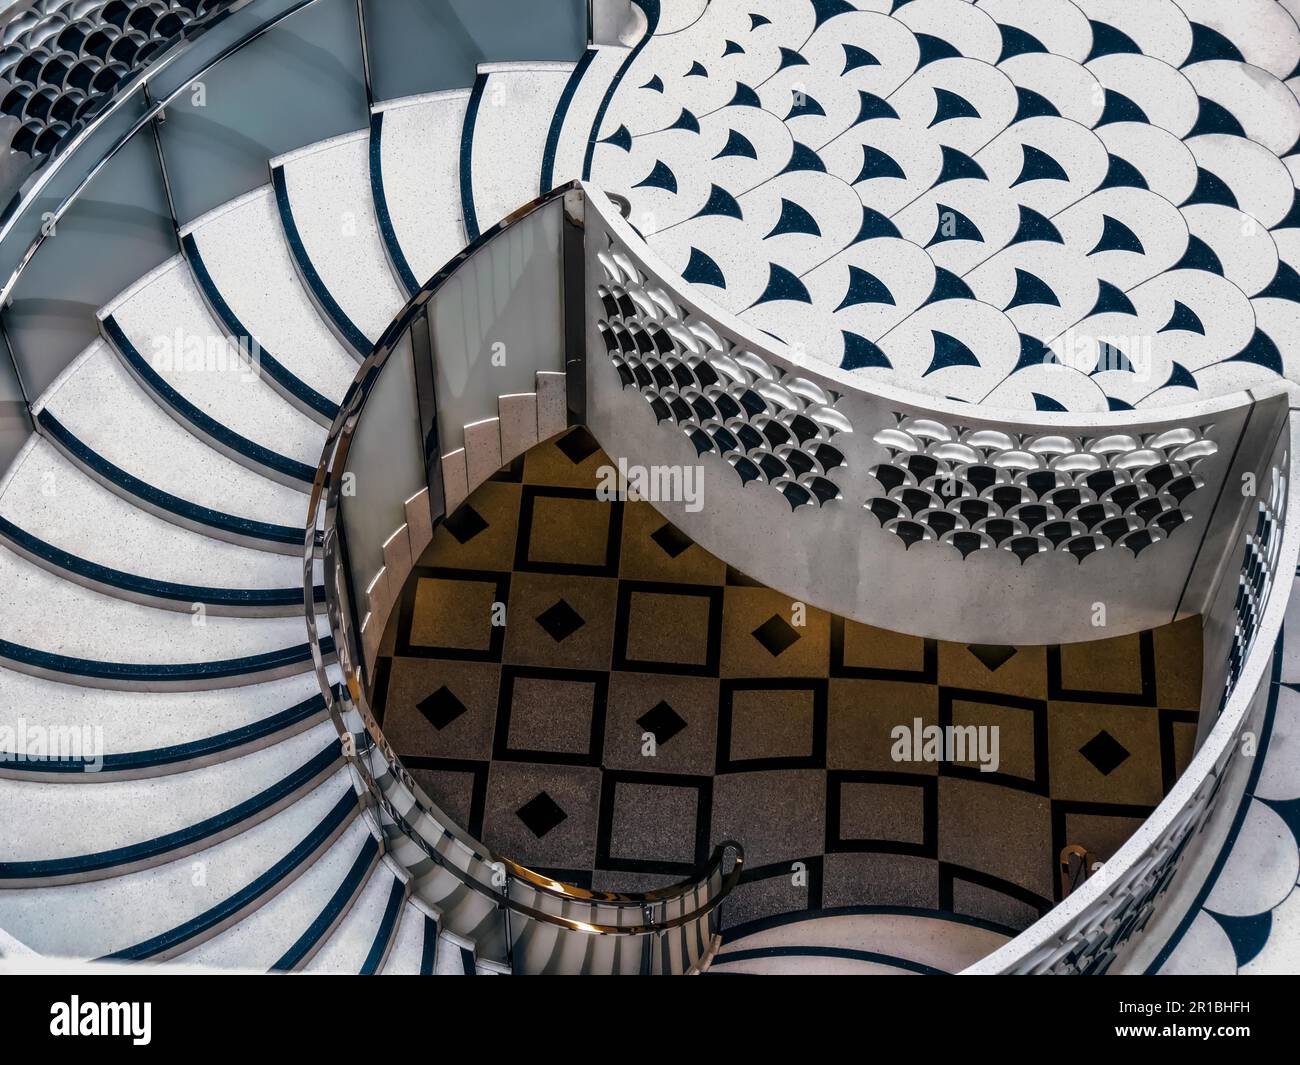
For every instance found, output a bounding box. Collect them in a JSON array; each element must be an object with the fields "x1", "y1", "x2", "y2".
[
  {"x1": 585, "y1": 0, "x2": 1300, "y2": 412},
  {"x1": 373, "y1": 427, "x2": 1203, "y2": 933}
]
